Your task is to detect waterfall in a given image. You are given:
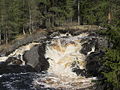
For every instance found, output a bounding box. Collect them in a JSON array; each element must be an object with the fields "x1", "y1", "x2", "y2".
[
  {"x1": 0, "y1": 32, "x2": 98, "y2": 89},
  {"x1": 45, "y1": 33, "x2": 87, "y2": 77},
  {"x1": 34, "y1": 32, "x2": 97, "y2": 89}
]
